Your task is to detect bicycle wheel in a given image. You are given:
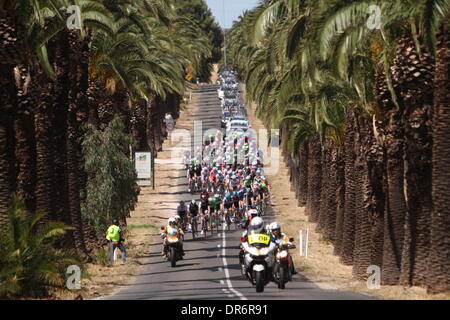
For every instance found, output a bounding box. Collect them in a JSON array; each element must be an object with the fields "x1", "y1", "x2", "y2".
[{"x1": 191, "y1": 218, "x2": 196, "y2": 239}]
